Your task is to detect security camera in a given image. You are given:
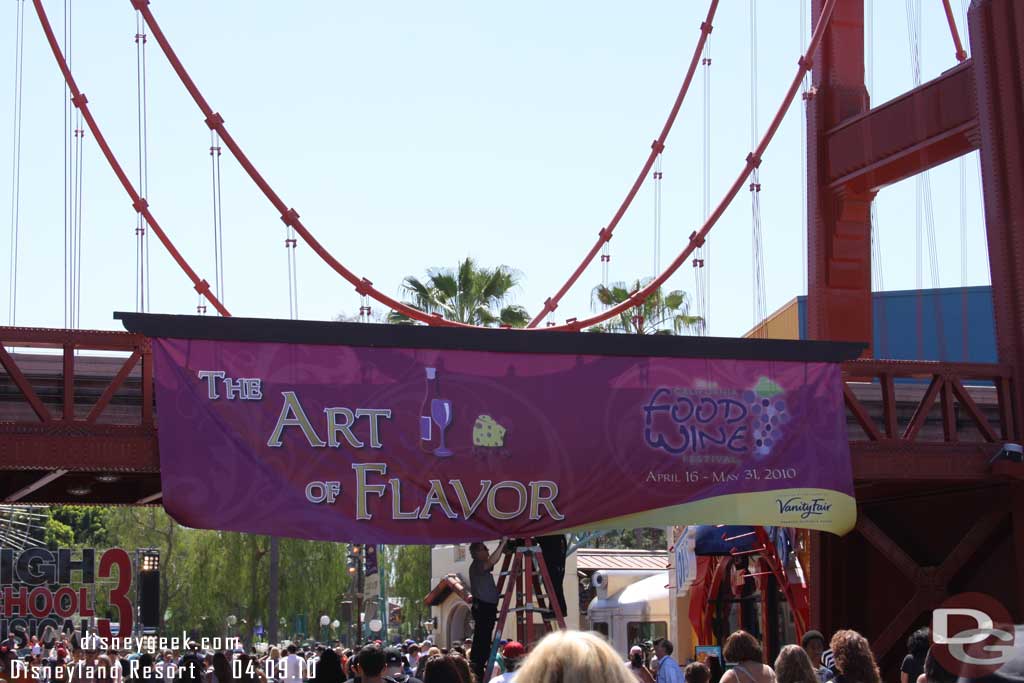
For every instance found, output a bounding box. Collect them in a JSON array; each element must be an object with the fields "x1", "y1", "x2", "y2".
[{"x1": 989, "y1": 442, "x2": 1024, "y2": 464}]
